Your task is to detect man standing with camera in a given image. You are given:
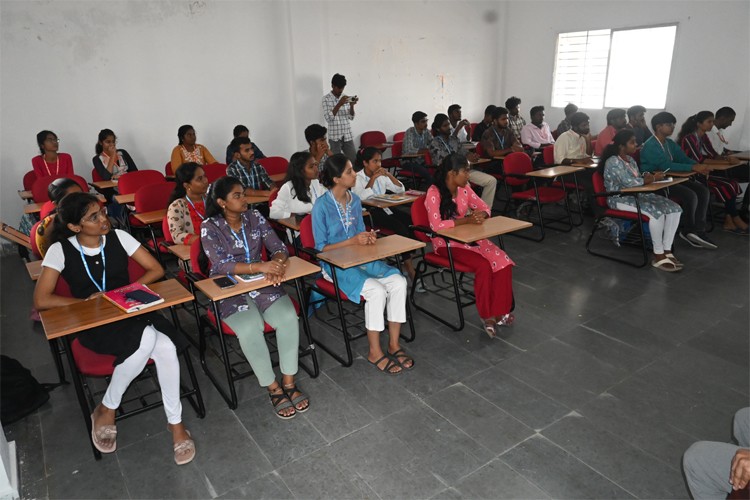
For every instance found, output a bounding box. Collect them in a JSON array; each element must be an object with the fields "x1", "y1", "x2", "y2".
[{"x1": 322, "y1": 73, "x2": 357, "y2": 162}]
